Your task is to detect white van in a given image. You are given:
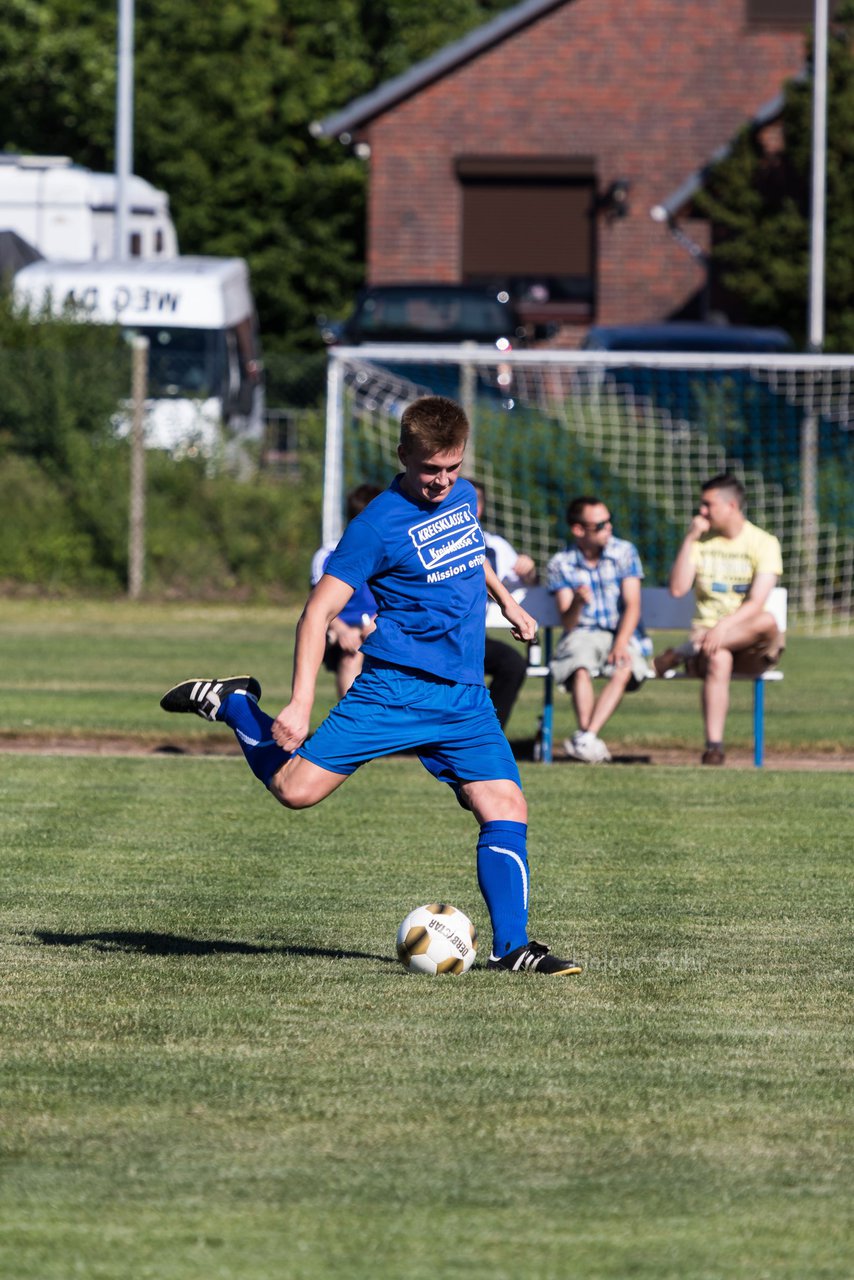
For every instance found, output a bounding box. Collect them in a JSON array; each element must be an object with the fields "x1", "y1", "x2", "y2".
[
  {"x1": 0, "y1": 154, "x2": 178, "y2": 262},
  {"x1": 14, "y1": 256, "x2": 264, "y2": 454}
]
